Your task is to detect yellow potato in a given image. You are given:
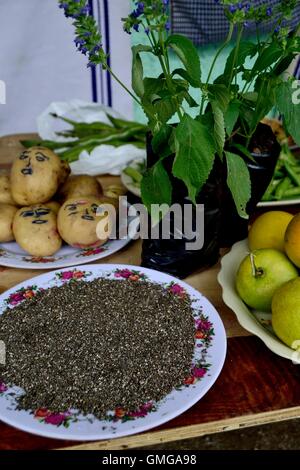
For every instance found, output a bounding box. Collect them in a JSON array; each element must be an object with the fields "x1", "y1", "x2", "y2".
[
  {"x1": 57, "y1": 175, "x2": 103, "y2": 201},
  {"x1": 58, "y1": 160, "x2": 71, "y2": 186},
  {"x1": 0, "y1": 204, "x2": 18, "y2": 242},
  {"x1": 98, "y1": 195, "x2": 120, "y2": 211},
  {"x1": 13, "y1": 204, "x2": 62, "y2": 256},
  {"x1": 11, "y1": 147, "x2": 65, "y2": 205},
  {"x1": 57, "y1": 197, "x2": 112, "y2": 248},
  {"x1": 0, "y1": 174, "x2": 15, "y2": 205},
  {"x1": 45, "y1": 200, "x2": 61, "y2": 214},
  {"x1": 103, "y1": 184, "x2": 127, "y2": 199}
]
